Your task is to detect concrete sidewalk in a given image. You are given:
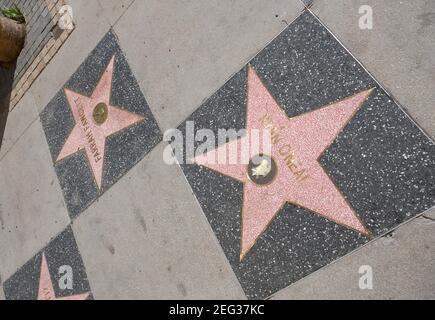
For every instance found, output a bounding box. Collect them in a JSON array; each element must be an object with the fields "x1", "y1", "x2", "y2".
[{"x1": 0, "y1": 0, "x2": 434, "y2": 300}]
